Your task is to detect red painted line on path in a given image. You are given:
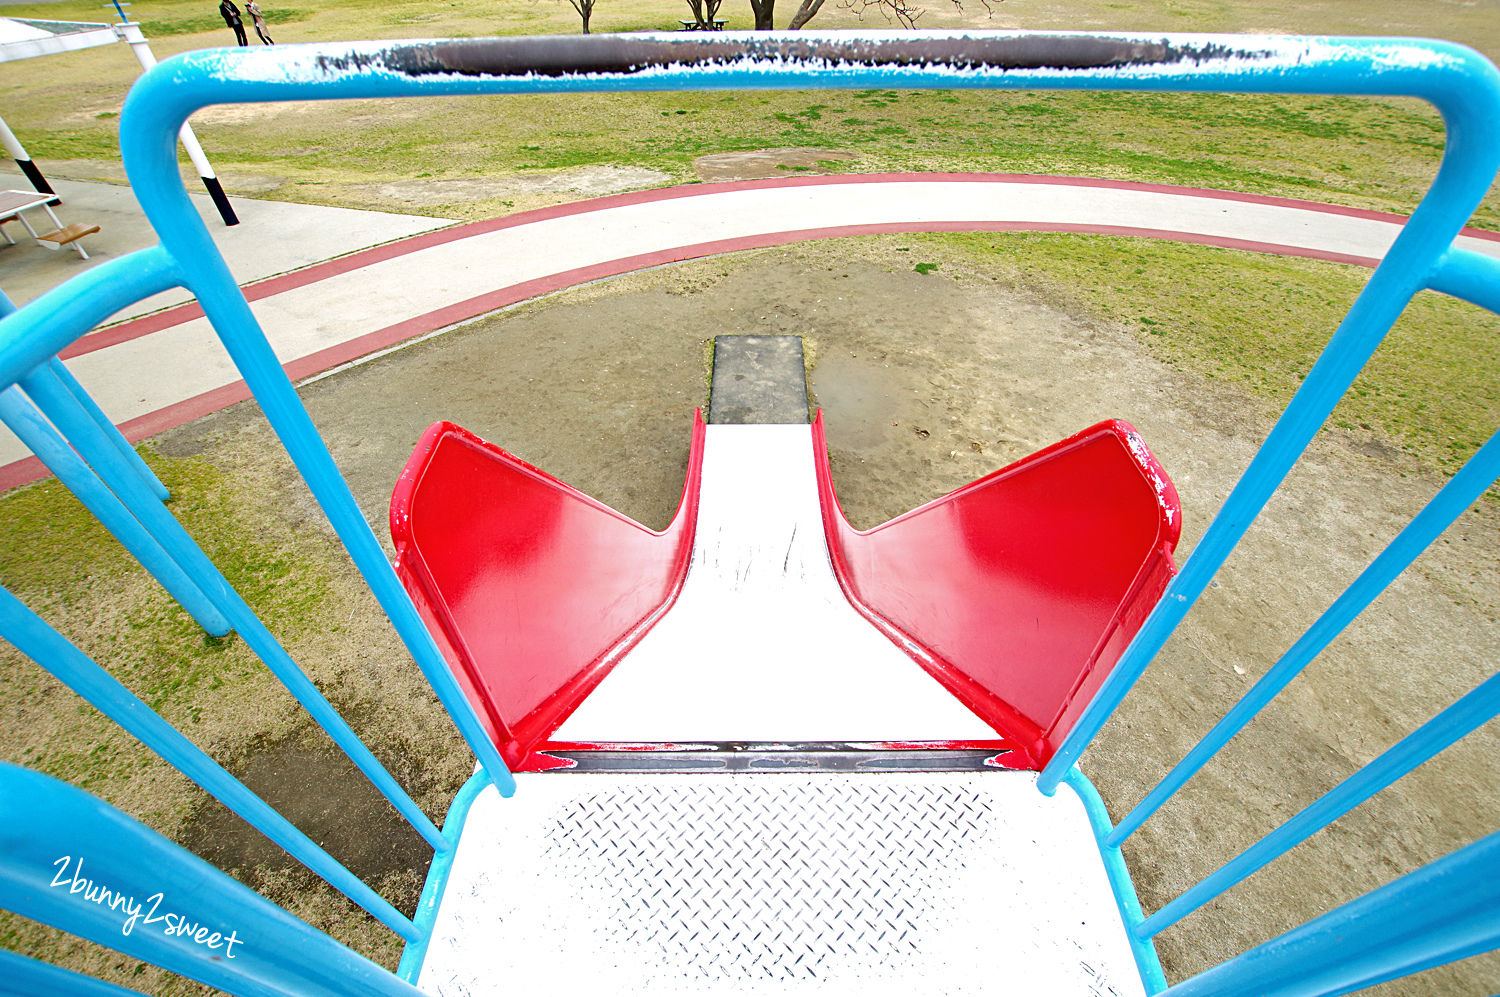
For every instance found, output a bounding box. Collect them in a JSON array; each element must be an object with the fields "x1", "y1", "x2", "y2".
[
  {"x1": 10, "y1": 175, "x2": 1493, "y2": 491},
  {"x1": 58, "y1": 173, "x2": 1496, "y2": 360}
]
